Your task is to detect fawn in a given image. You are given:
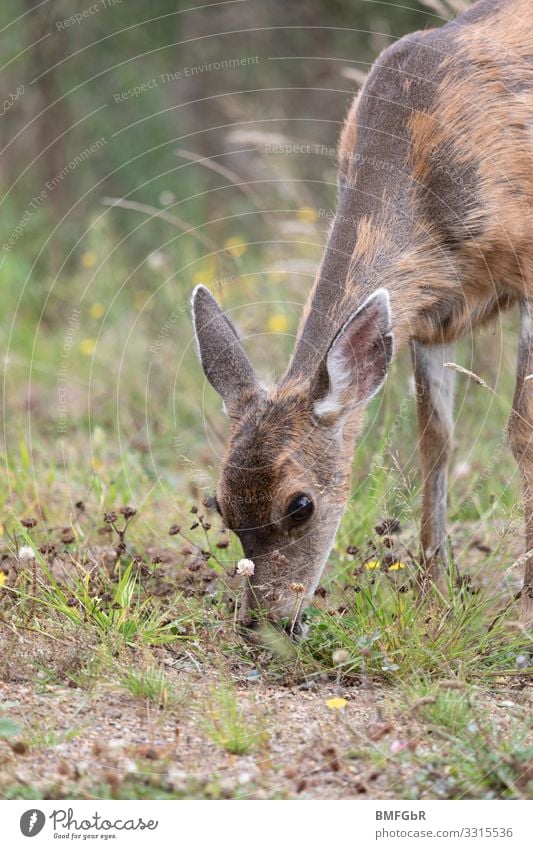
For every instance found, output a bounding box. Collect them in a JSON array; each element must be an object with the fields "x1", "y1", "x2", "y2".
[{"x1": 192, "y1": 0, "x2": 533, "y2": 634}]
